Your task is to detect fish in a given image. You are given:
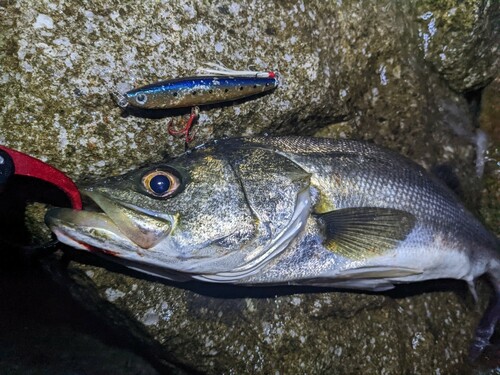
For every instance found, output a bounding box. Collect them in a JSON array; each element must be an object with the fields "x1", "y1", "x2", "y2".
[
  {"x1": 115, "y1": 73, "x2": 279, "y2": 110},
  {"x1": 45, "y1": 136, "x2": 500, "y2": 358}
]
